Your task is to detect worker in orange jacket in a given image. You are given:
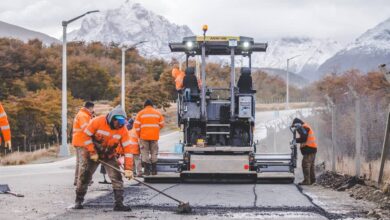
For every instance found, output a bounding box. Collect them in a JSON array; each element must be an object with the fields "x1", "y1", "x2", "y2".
[
  {"x1": 72, "y1": 101, "x2": 94, "y2": 186},
  {"x1": 172, "y1": 67, "x2": 185, "y2": 91},
  {"x1": 0, "y1": 102, "x2": 11, "y2": 150},
  {"x1": 126, "y1": 118, "x2": 142, "y2": 177},
  {"x1": 134, "y1": 100, "x2": 164, "y2": 176},
  {"x1": 75, "y1": 106, "x2": 136, "y2": 211},
  {"x1": 291, "y1": 118, "x2": 318, "y2": 185}
]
